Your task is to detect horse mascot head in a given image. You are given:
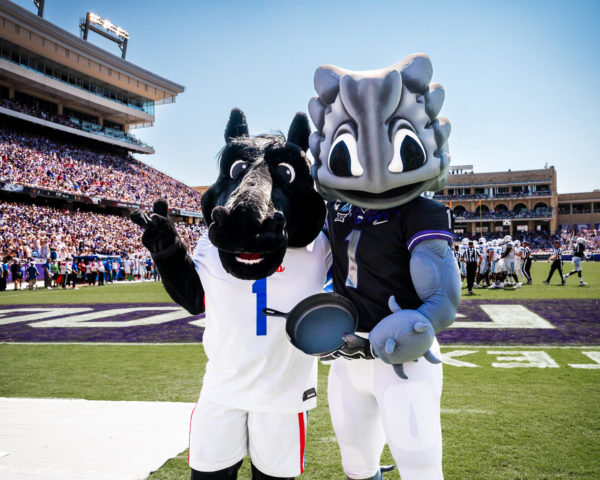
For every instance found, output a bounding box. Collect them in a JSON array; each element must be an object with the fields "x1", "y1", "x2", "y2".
[{"x1": 200, "y1": 108, "x2": 326, "y2": 280}]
